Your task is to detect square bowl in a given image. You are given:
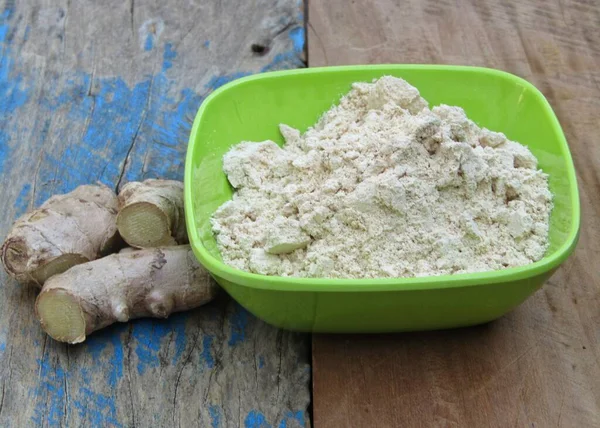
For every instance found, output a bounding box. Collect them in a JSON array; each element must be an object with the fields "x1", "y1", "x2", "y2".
[{"x1": 184, "y1": 65, "x2": 580, "y2": 333}]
